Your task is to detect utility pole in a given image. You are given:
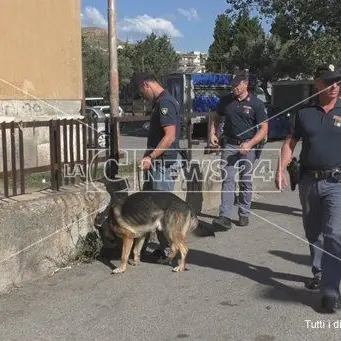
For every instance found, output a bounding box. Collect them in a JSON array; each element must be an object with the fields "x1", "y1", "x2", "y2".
[{"x1": 107, "y1": 0, "x2": 120, "y2": 179}]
